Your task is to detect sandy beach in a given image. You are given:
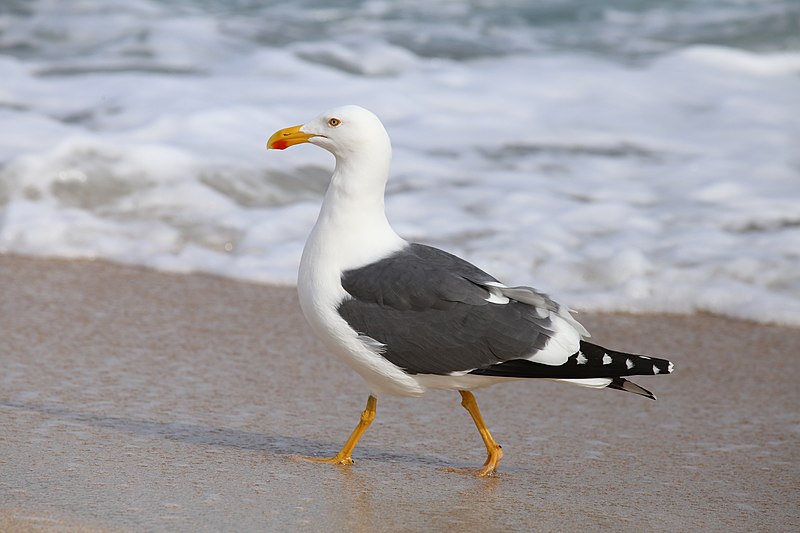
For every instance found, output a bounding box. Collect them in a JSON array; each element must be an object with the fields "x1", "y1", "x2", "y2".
[{"x1": 1, "y1": 254, "x2": 798, "y2": 532}]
